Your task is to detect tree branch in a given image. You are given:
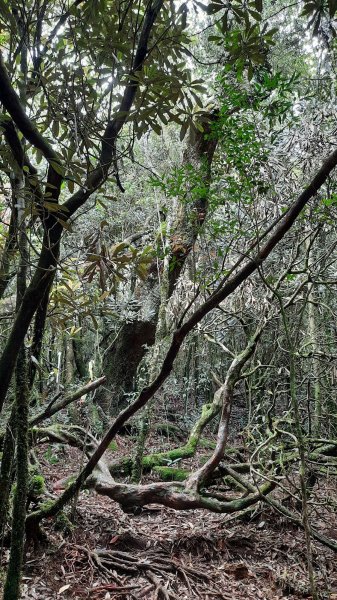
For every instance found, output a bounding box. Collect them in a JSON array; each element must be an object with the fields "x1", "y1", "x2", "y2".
[
  {"x1": 25, "y1": 146, "x2": 337, "y2": 525},
  {"x1": 30, "y1": 376, "x2": 106, "y2": 426}
]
